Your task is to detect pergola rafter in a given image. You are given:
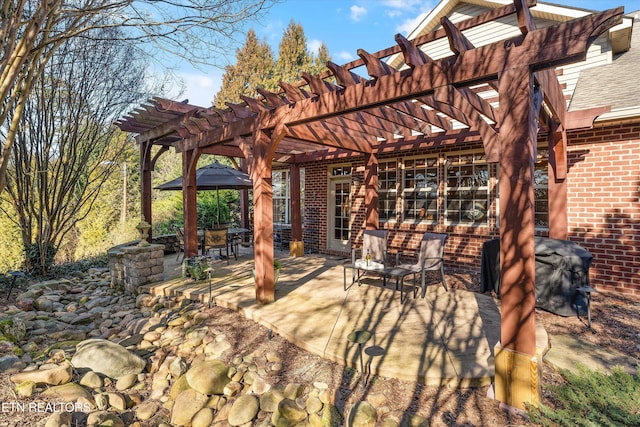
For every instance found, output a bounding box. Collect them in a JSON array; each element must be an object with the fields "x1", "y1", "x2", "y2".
[{"x1": 116, "y1": 1, "x2": 623, "y2": 409}]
